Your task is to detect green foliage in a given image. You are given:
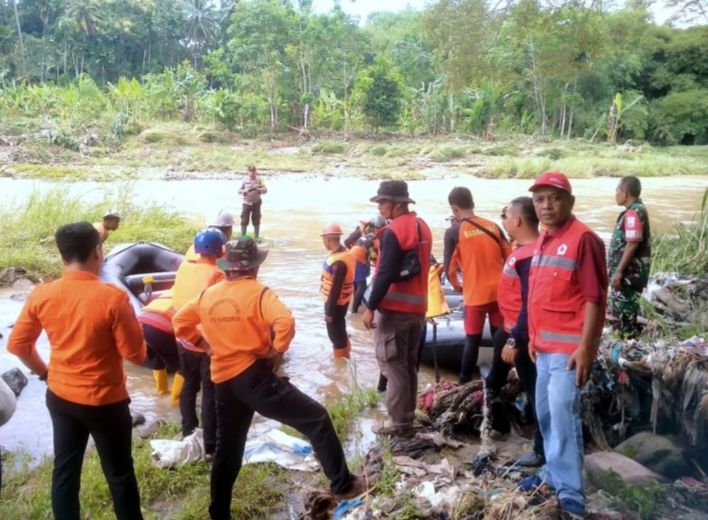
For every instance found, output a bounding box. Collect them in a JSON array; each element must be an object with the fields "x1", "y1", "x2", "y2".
[
  {"x1": 432, "y1": 145, "x2": 467, "y2": 162},
  {"x1": 311, "y1": 141, "x2": 346, "y2": 154},
  {"x1": 353, "y1": 57, "x2": 404, "y2": 130},
  {"x1": 326, "y1": 363, "x2": 380, "y2": 439},
  {"x1": 0, "y1": 186, "x2": 199, "y2": 279},
  {"x1": 652, "y1": 188, "x2": 708, "y2": 276},
  {"x1": 649, "y1": 89, "x2": 708, "y2": 145},
  {"x1": 599, "y1": 469, "x2": 666, "y2": 520}
]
